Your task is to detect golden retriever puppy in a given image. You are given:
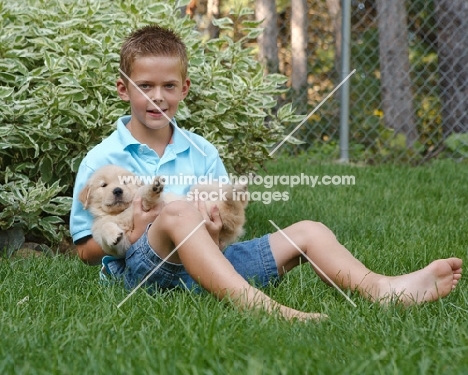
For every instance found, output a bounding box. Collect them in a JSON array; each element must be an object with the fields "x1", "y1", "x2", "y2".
[
  {"x1": 79, "y1": 165, "x2": 164, "y2": 257},
  {"x1": 79, "y1": 165, "x2": 248, "y2": 257}
]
